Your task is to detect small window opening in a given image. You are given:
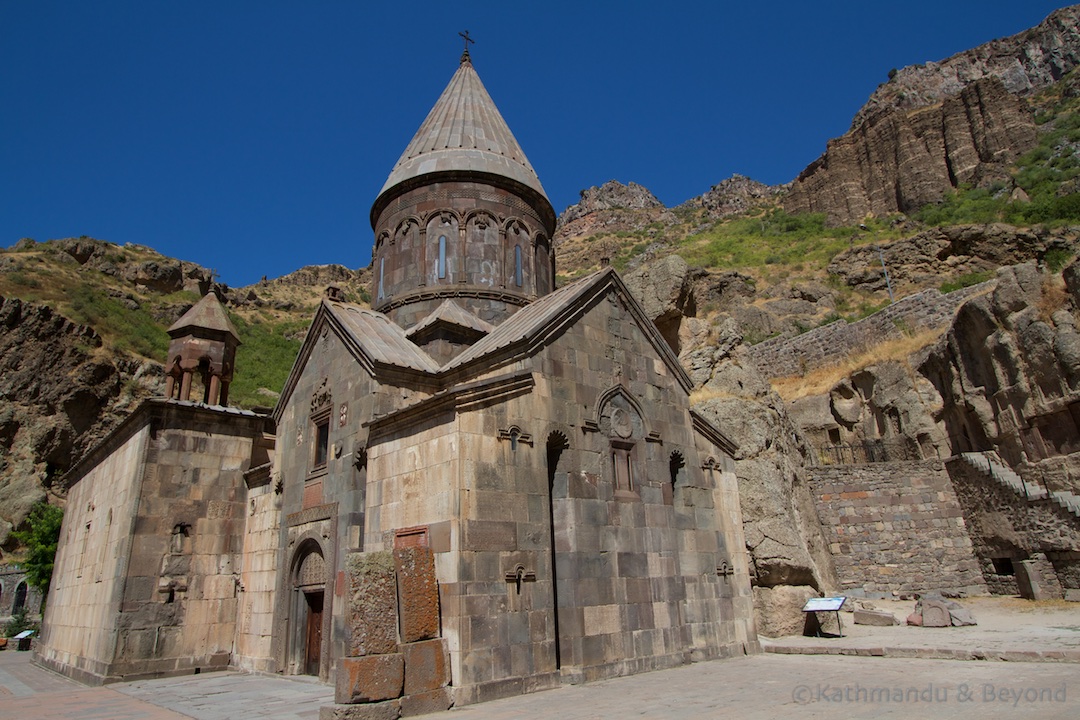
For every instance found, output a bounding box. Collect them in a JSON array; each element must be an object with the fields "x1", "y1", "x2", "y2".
[
  {"x1": 991, "y1": 557, "x2": 1015, "y2": 575},
  {"x1": 612, "y1": 447, "x2": 634, "y2": 492},
  {"x1": 377, "y1": 257, "x2": 385, "y2": 301},
  {"x1": 514, "y1": 245, "x2": 523, "y2": 287},
  {"x1": 438, "y1": 235, "x2": 447, "y2": 279},
  {"x1": 314, "y1": 419, "x2": 330, "y2": 469}
]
